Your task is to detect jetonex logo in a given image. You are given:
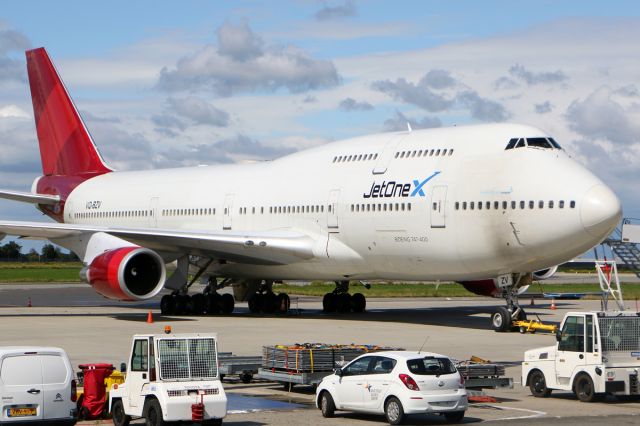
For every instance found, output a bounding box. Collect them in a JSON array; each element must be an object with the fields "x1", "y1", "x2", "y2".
[{"x1": 363, "y1": 171, "x2": 440, "y2": 198}]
